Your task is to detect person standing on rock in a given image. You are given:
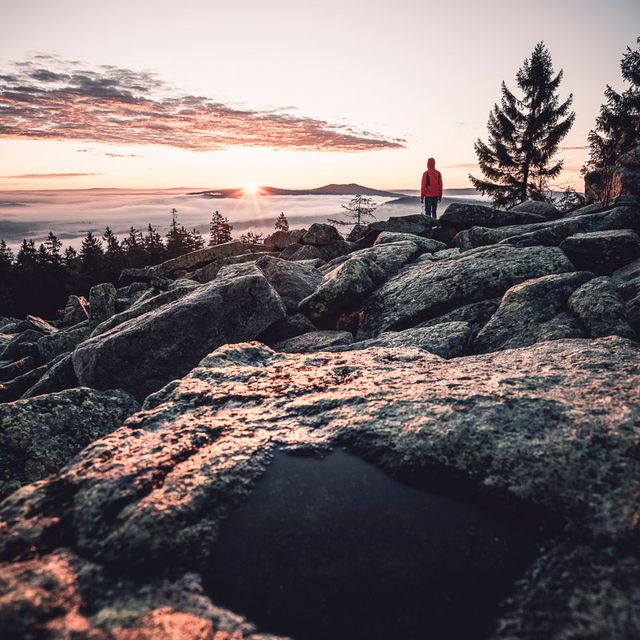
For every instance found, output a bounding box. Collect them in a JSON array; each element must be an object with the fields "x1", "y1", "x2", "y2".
[{"x1": 421, "y1": 157, "x2": 443, "y2": 220}]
